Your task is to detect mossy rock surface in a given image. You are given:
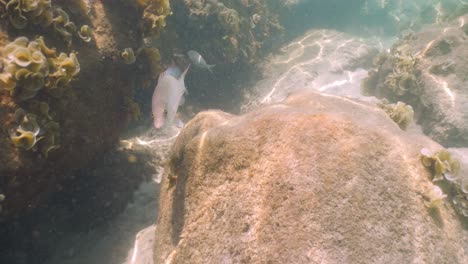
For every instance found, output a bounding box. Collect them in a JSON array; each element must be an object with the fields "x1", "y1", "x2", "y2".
[
  {"x1": 155, "y1": 90, "x2": 467, "y2": 263},
  {"x1": 362, "y1": 14, "x2": 468, "y2": 147},
  {"x1": 0, "y1": 2, "x2": 143, "y2": 221}
]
